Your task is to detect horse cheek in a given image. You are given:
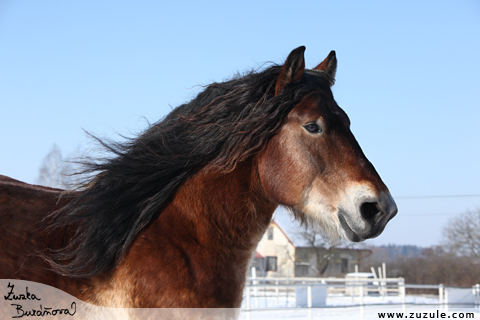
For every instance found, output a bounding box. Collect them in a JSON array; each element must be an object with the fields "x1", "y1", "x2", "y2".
[{"x1": 257, "y1": 143, "x2": 307, "y2": 207}]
